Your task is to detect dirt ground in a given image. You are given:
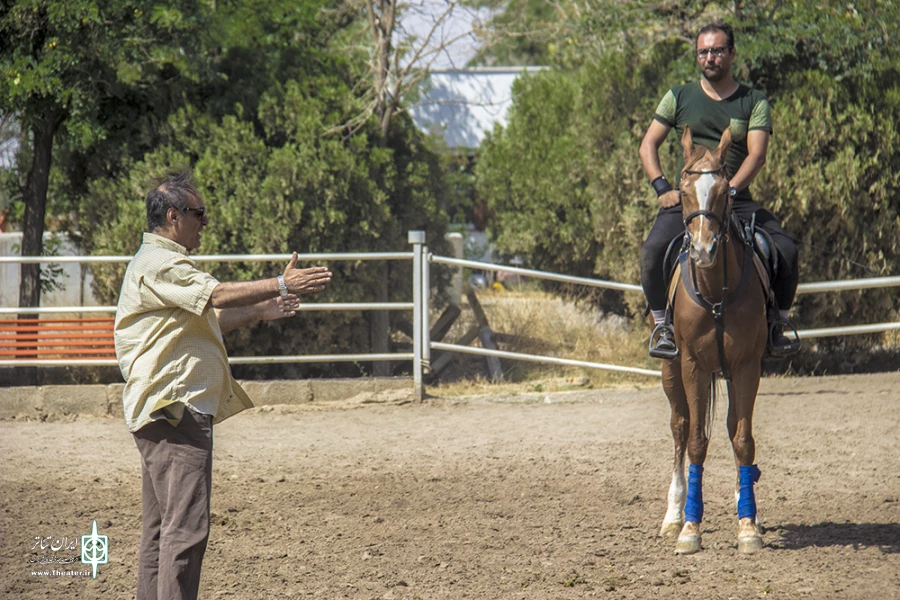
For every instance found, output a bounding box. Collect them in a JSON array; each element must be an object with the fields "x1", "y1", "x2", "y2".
[{"x1": 2, "y1": 372, "x2": 899, "y2": 600}]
